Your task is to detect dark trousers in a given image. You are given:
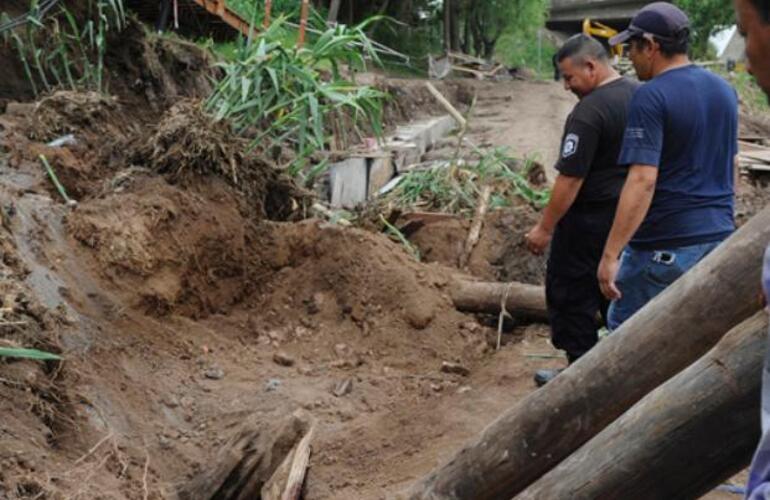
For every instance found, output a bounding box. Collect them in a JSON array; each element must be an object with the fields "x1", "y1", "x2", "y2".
[{"x1": 546, "y1": 203, "x2": 616, "y2": 361}]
